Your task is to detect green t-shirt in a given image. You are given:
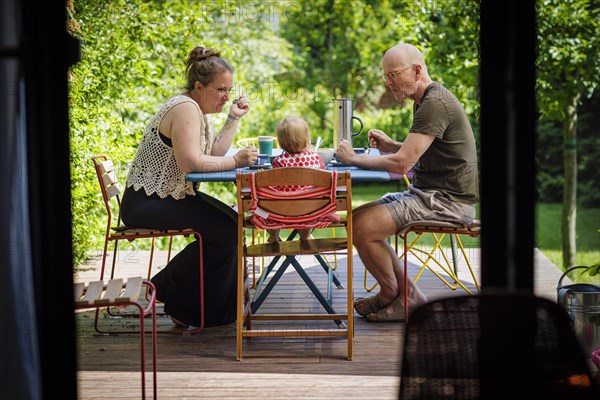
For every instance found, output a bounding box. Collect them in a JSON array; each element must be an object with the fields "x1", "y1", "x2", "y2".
[{"x1": 410, "y1": 82, "x2": 480, "y2": 204}]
